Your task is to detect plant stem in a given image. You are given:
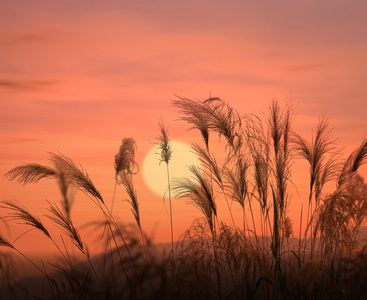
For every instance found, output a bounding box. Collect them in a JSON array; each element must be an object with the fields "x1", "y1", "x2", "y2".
[{"x1": 166, "y1": 162, "x2": 175, "y2": 277}]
